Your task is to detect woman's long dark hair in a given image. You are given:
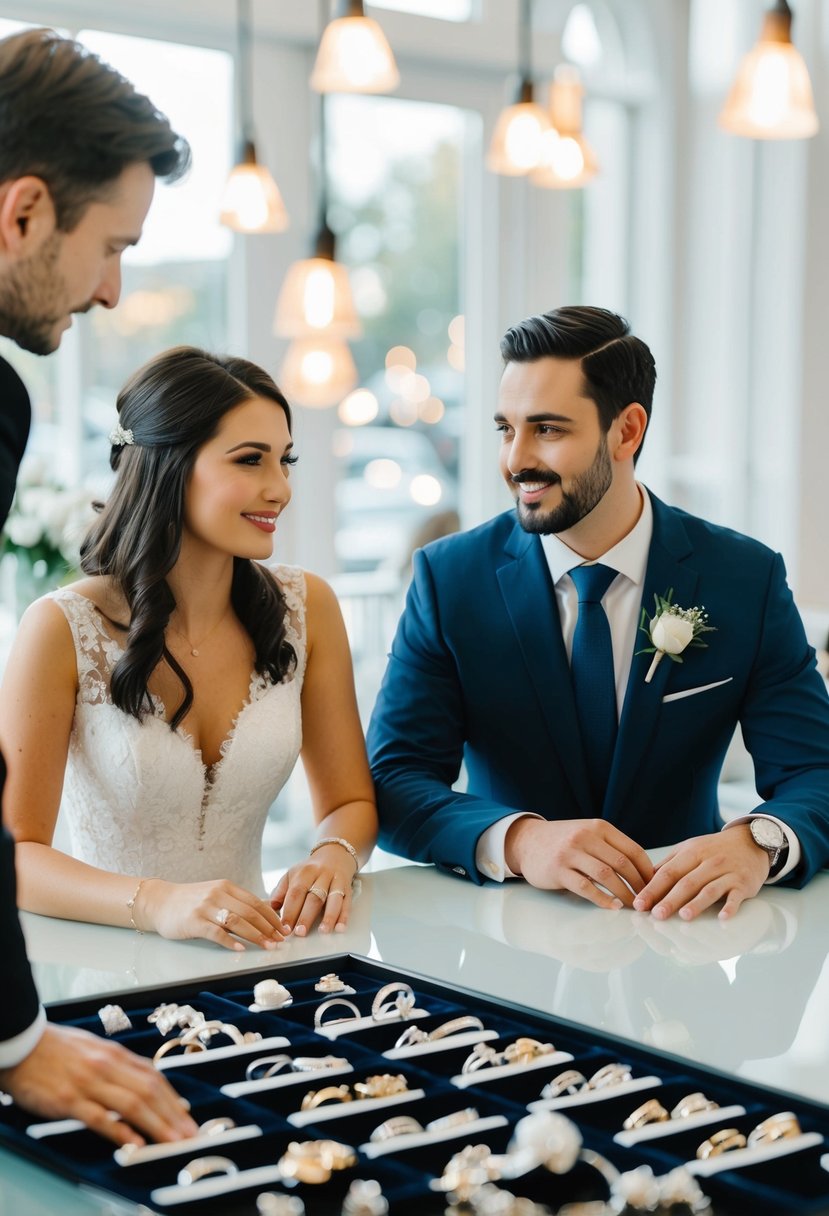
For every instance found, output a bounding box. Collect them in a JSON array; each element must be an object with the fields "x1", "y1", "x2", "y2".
[{"x1": 81, "y1": 346, "x2": 296, "y2": 730}]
